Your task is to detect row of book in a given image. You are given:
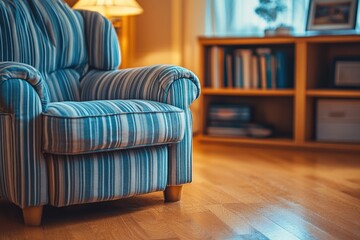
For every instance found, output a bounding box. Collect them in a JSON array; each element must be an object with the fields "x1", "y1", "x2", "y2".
[
  {"x1": 206, "y1": 46, "x2": 294, "y2": 89},
  {"x1": 207, "y1": 104, "x2": 272, "y2": 138}
]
